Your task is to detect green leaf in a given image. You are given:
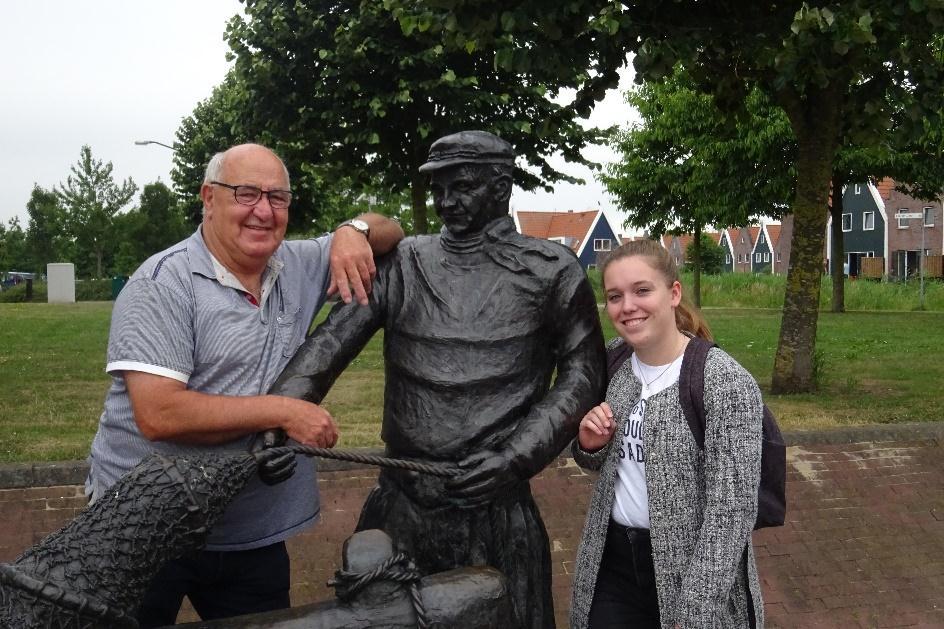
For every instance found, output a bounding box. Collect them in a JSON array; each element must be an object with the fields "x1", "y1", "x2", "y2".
[
  {"x1": 442, "y1": 69, "x2": 456, "y2": 83},
  {"x1": 368, "y1": 133, "x2": 380, "y2": 145}
]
